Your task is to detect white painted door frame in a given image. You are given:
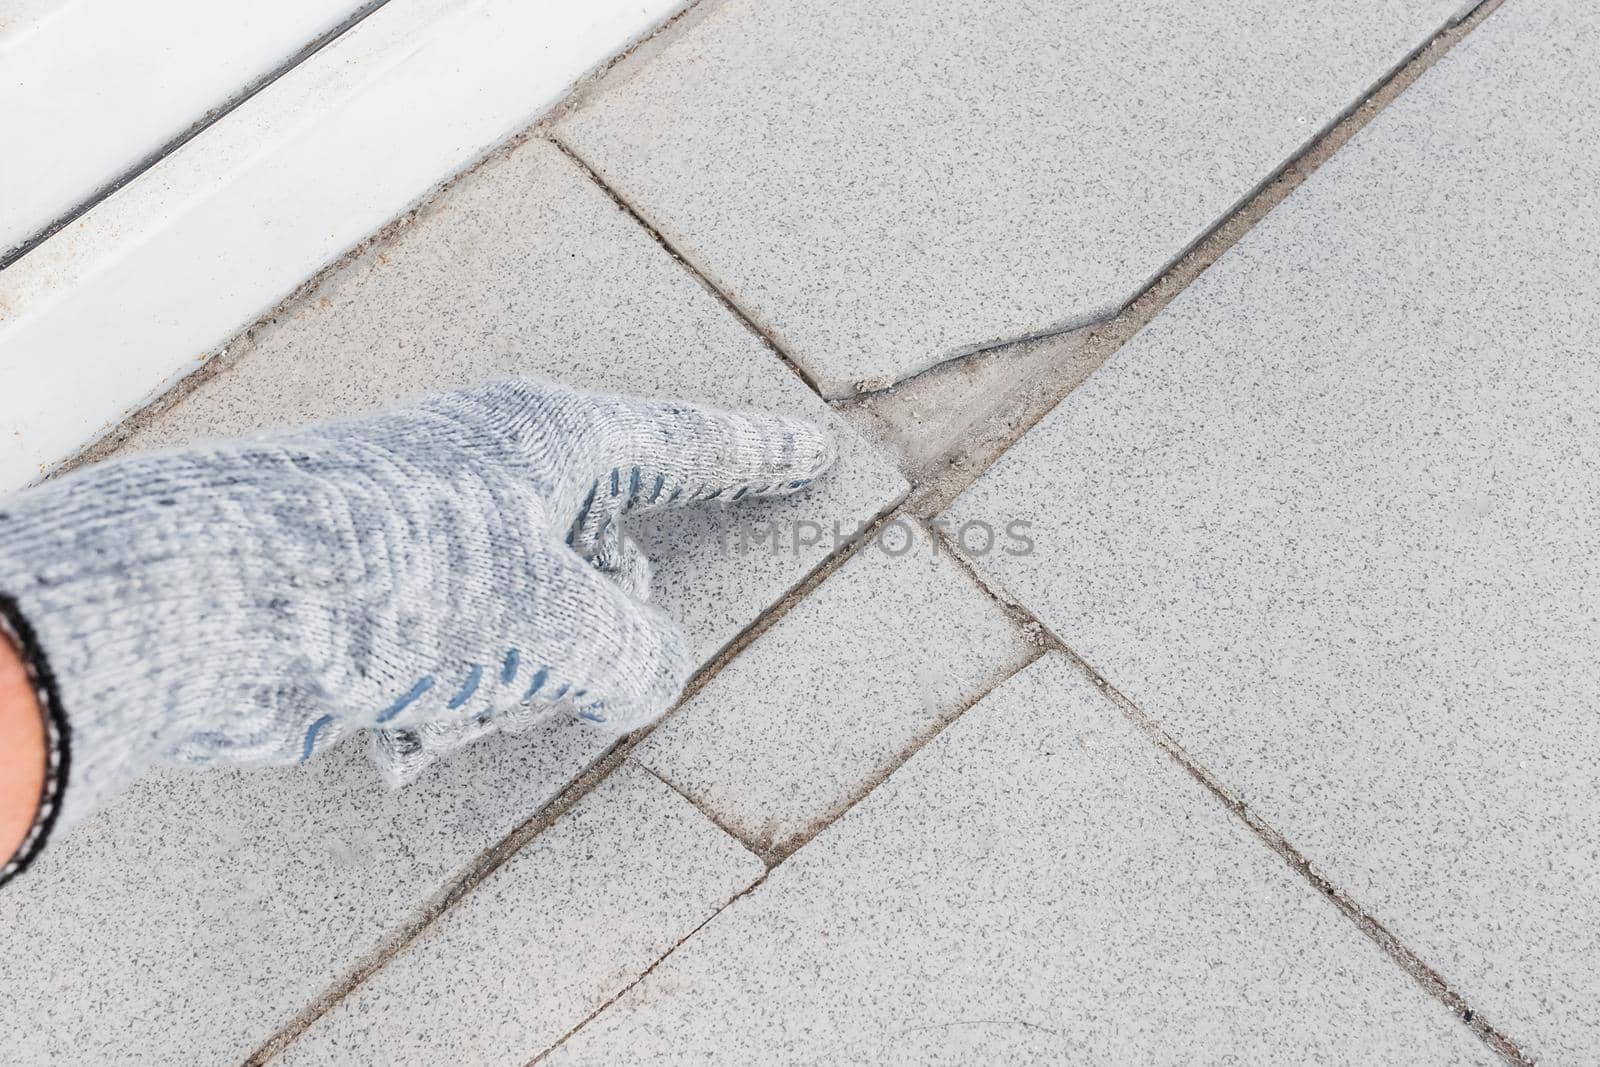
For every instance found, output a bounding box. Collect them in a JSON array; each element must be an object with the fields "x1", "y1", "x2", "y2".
[
  {"x1": 0, "y1": 0, "x2": 687, "y2": 492},
  {"x1": 0, "y1": 0, "x2": 383, "y2": 261}
]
